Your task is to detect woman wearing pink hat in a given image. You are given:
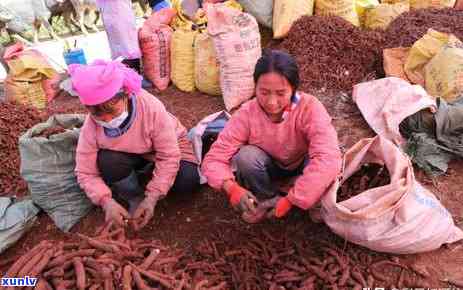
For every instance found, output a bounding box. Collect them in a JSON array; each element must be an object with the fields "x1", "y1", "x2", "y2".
[{"x1": 71, "y1": 60, "x2": 199, "y2": 230}]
